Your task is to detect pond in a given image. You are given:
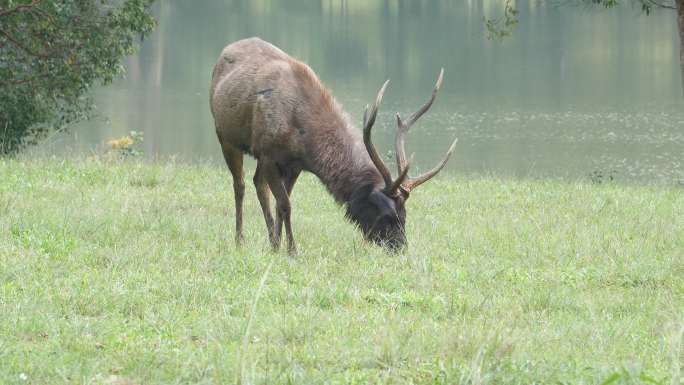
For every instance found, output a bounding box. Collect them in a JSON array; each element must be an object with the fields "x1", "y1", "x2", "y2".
[{"x1": 53, "y1": 0, "x2": 683, "y2": 184}]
